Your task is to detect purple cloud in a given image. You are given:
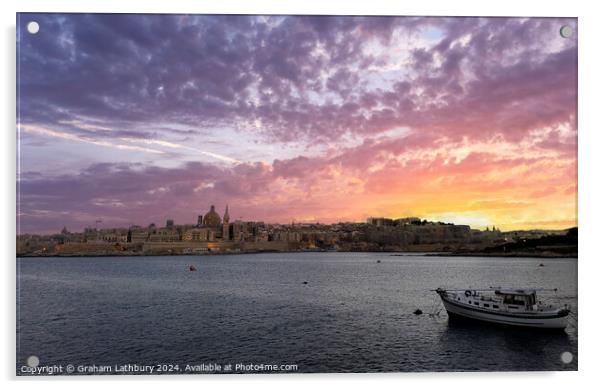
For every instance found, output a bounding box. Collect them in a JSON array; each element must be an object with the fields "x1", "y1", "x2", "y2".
[{"x1": 16, "y1": 14, "x2": 577, "y2": 233}]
